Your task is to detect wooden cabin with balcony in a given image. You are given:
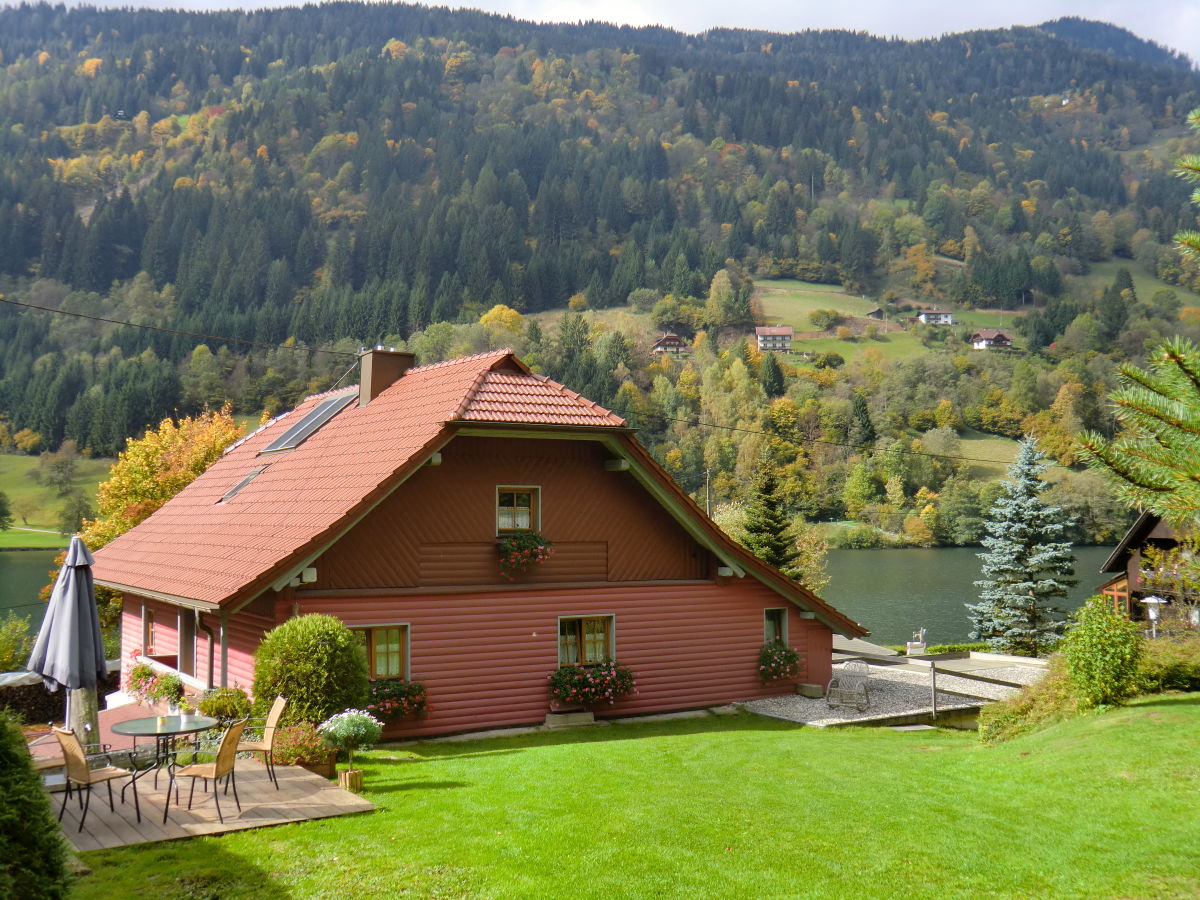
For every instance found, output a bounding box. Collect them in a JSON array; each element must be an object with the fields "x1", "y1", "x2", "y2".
[{"x1": 93, "y1": 348, "x2": 865, "y2": 737}]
